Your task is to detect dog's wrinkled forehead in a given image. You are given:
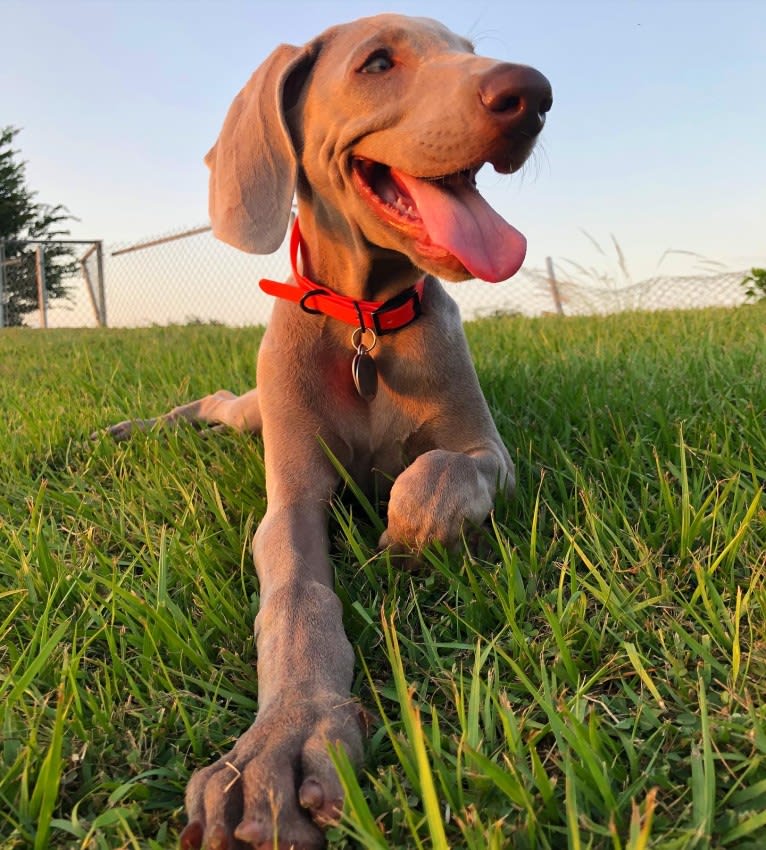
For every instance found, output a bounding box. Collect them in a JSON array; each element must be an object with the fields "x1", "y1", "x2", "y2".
[{"x1": 315, "y1": 14, "x2": 475, "y2": 73}]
